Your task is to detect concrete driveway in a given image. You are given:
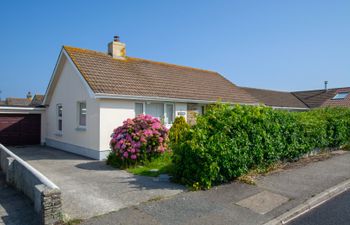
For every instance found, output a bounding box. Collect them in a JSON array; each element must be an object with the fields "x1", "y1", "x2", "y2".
[{"x1": 10, "y1": 146, "x2": 184, "y2": 219}]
